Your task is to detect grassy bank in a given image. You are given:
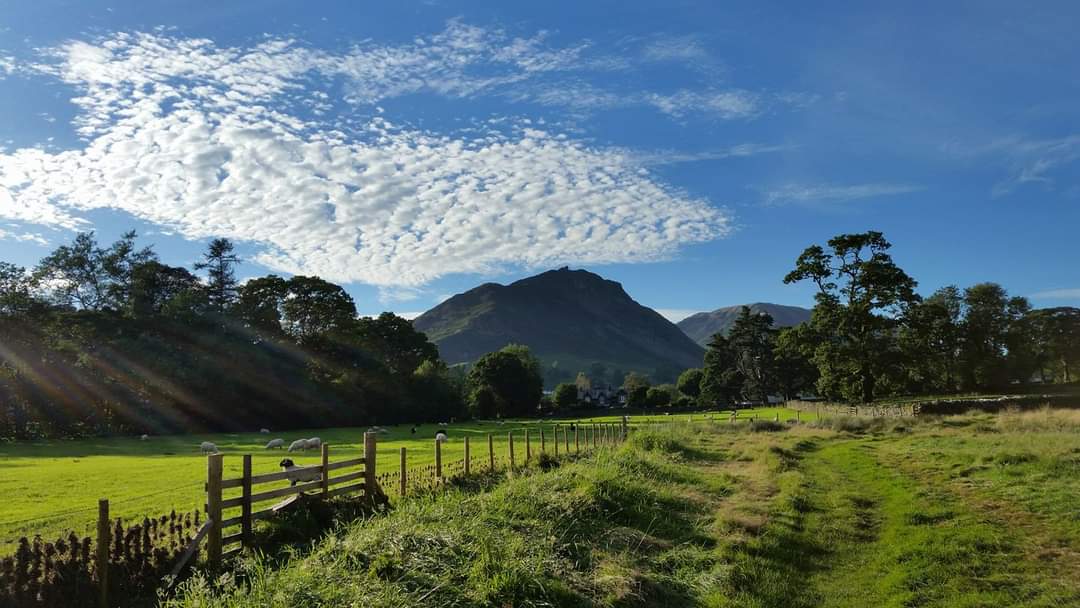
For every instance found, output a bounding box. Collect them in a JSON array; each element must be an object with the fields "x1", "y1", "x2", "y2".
[
  {"x1": 165, "y1": 409, "x2": 1080, "y2": 607},
  {"x1": 0, "y1": 407, "x2": 801, "y2": 552}
]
